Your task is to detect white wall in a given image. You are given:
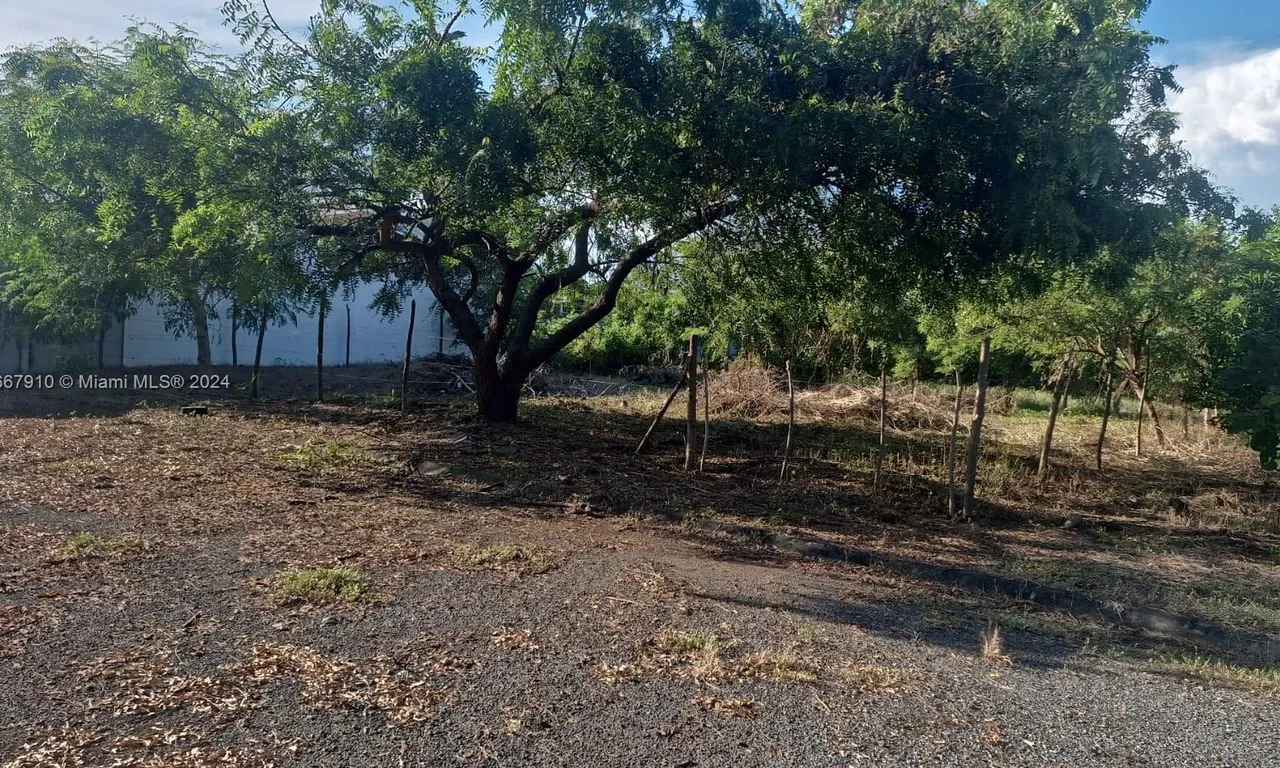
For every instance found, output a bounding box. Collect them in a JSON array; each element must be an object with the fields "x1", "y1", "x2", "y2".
[
  {"x1": 0, "y1": 322, "x2": 124, "y2": 374},
  {"x1": 122, "y1": 282, "x2": 464, "y2": 368}
]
